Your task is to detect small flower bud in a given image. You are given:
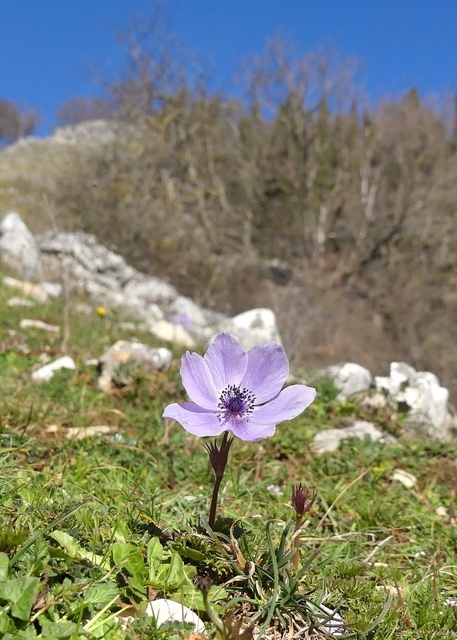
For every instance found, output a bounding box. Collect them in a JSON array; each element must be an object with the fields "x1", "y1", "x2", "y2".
[
  {"x1": 204, "y1": 434, "x2": 233, "y2": 478},
  {"x1": 292, "y1": 483, "x2": 316, "y2": 518},
  {"x1": 195, "y1": 575, "x2": 213, "y2": 594}
]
